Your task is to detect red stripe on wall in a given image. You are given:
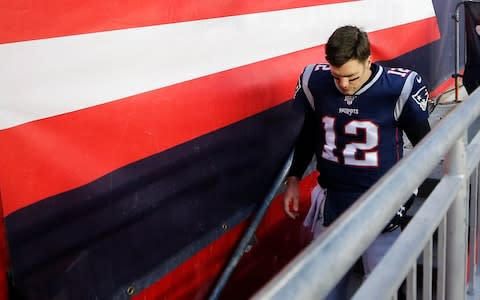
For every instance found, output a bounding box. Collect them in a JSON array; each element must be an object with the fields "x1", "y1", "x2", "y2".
[
  {"x1": 370, "y1": 17, "x2": 440, "y2": 61},
  {"x1": 0, "y1": 0, "x2": 355, "y2": 44},
  {"x1": 430, "y1": 76, "x2": 456, "y2": 98},
  {"x1": 0, "y1": 19, "x2": 439, "y2": 216}
]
